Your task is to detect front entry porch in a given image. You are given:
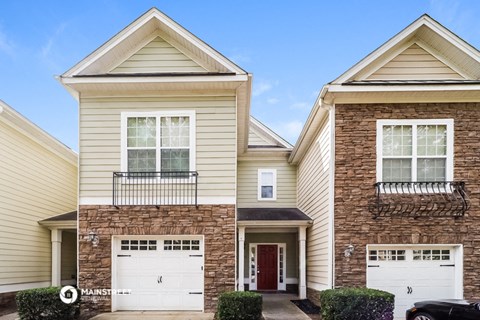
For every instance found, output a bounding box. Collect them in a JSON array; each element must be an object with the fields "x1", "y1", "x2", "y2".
[
  {"x1": 237, "y1": 208, "x2": 312, "y2": 299},
  {"x1": 39, "y1": 211, "x2": 77, "y2": 287}
]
